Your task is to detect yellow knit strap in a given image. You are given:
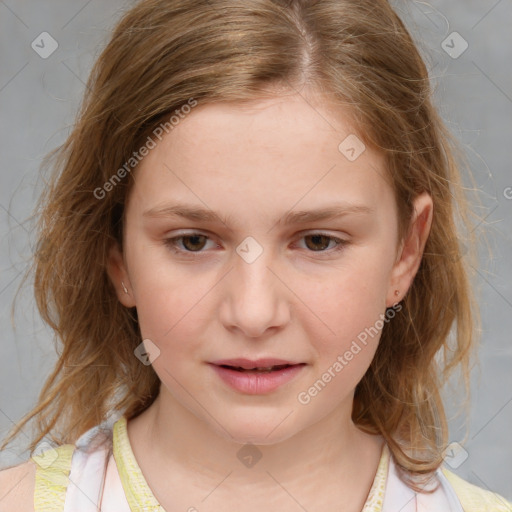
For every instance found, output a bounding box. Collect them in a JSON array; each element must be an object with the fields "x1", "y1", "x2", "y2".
[
  {"x1": 442, "y1": 468, "x2": 512, "y2": 512},
  {"x1": 113, "y1": 416, "x2": 164, "y2": 511},
  {"x1": 31, "y1": 443, "x2": 75, "y2": 512}
]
